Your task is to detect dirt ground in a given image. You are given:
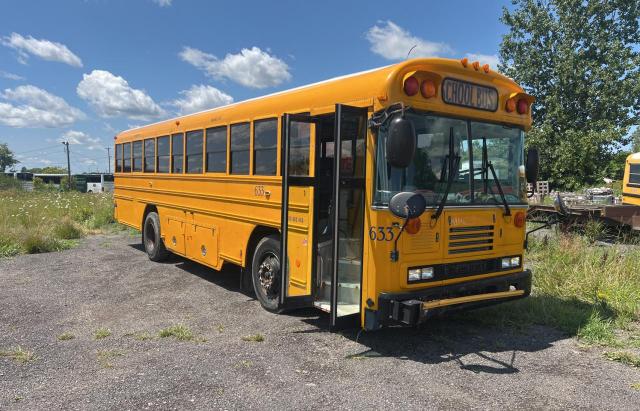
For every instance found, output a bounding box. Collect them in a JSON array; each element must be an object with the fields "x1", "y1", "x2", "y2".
[{"x1": 1, "y1": 232, "x2": 639, "y2": 410}]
